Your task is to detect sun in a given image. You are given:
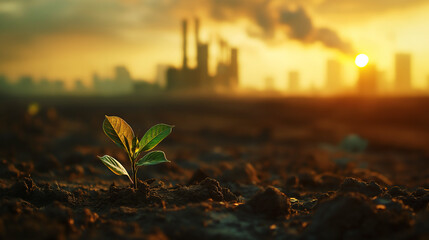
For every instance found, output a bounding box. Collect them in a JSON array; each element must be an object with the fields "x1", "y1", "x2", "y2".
[{"x1": 355, "y1": 54, "x2": 369, "y2": 68}]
